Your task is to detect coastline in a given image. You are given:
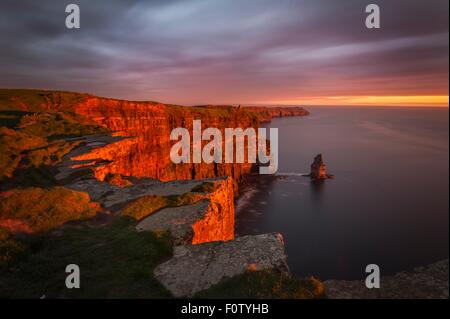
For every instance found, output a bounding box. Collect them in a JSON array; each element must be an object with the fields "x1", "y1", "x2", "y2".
[{"x1": 1, "y1": 89, "x2": 448, "y2": 299}]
